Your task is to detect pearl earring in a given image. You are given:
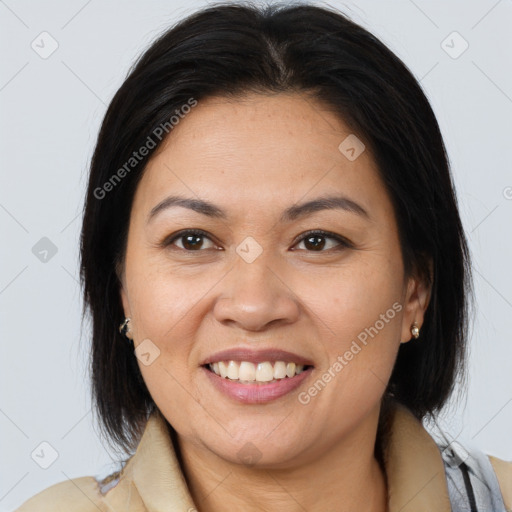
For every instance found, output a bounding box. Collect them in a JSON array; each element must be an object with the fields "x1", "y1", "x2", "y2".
[{"x1": 119, "y1": 317, "x2": 133, "y2": 340}]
